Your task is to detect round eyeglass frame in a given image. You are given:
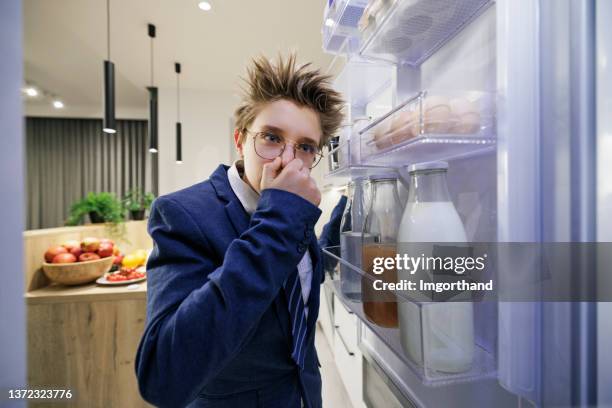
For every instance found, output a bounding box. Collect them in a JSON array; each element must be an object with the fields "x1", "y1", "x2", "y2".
[{"x1": 244, "y1": 129, "x2": 324, "y2": 169}]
